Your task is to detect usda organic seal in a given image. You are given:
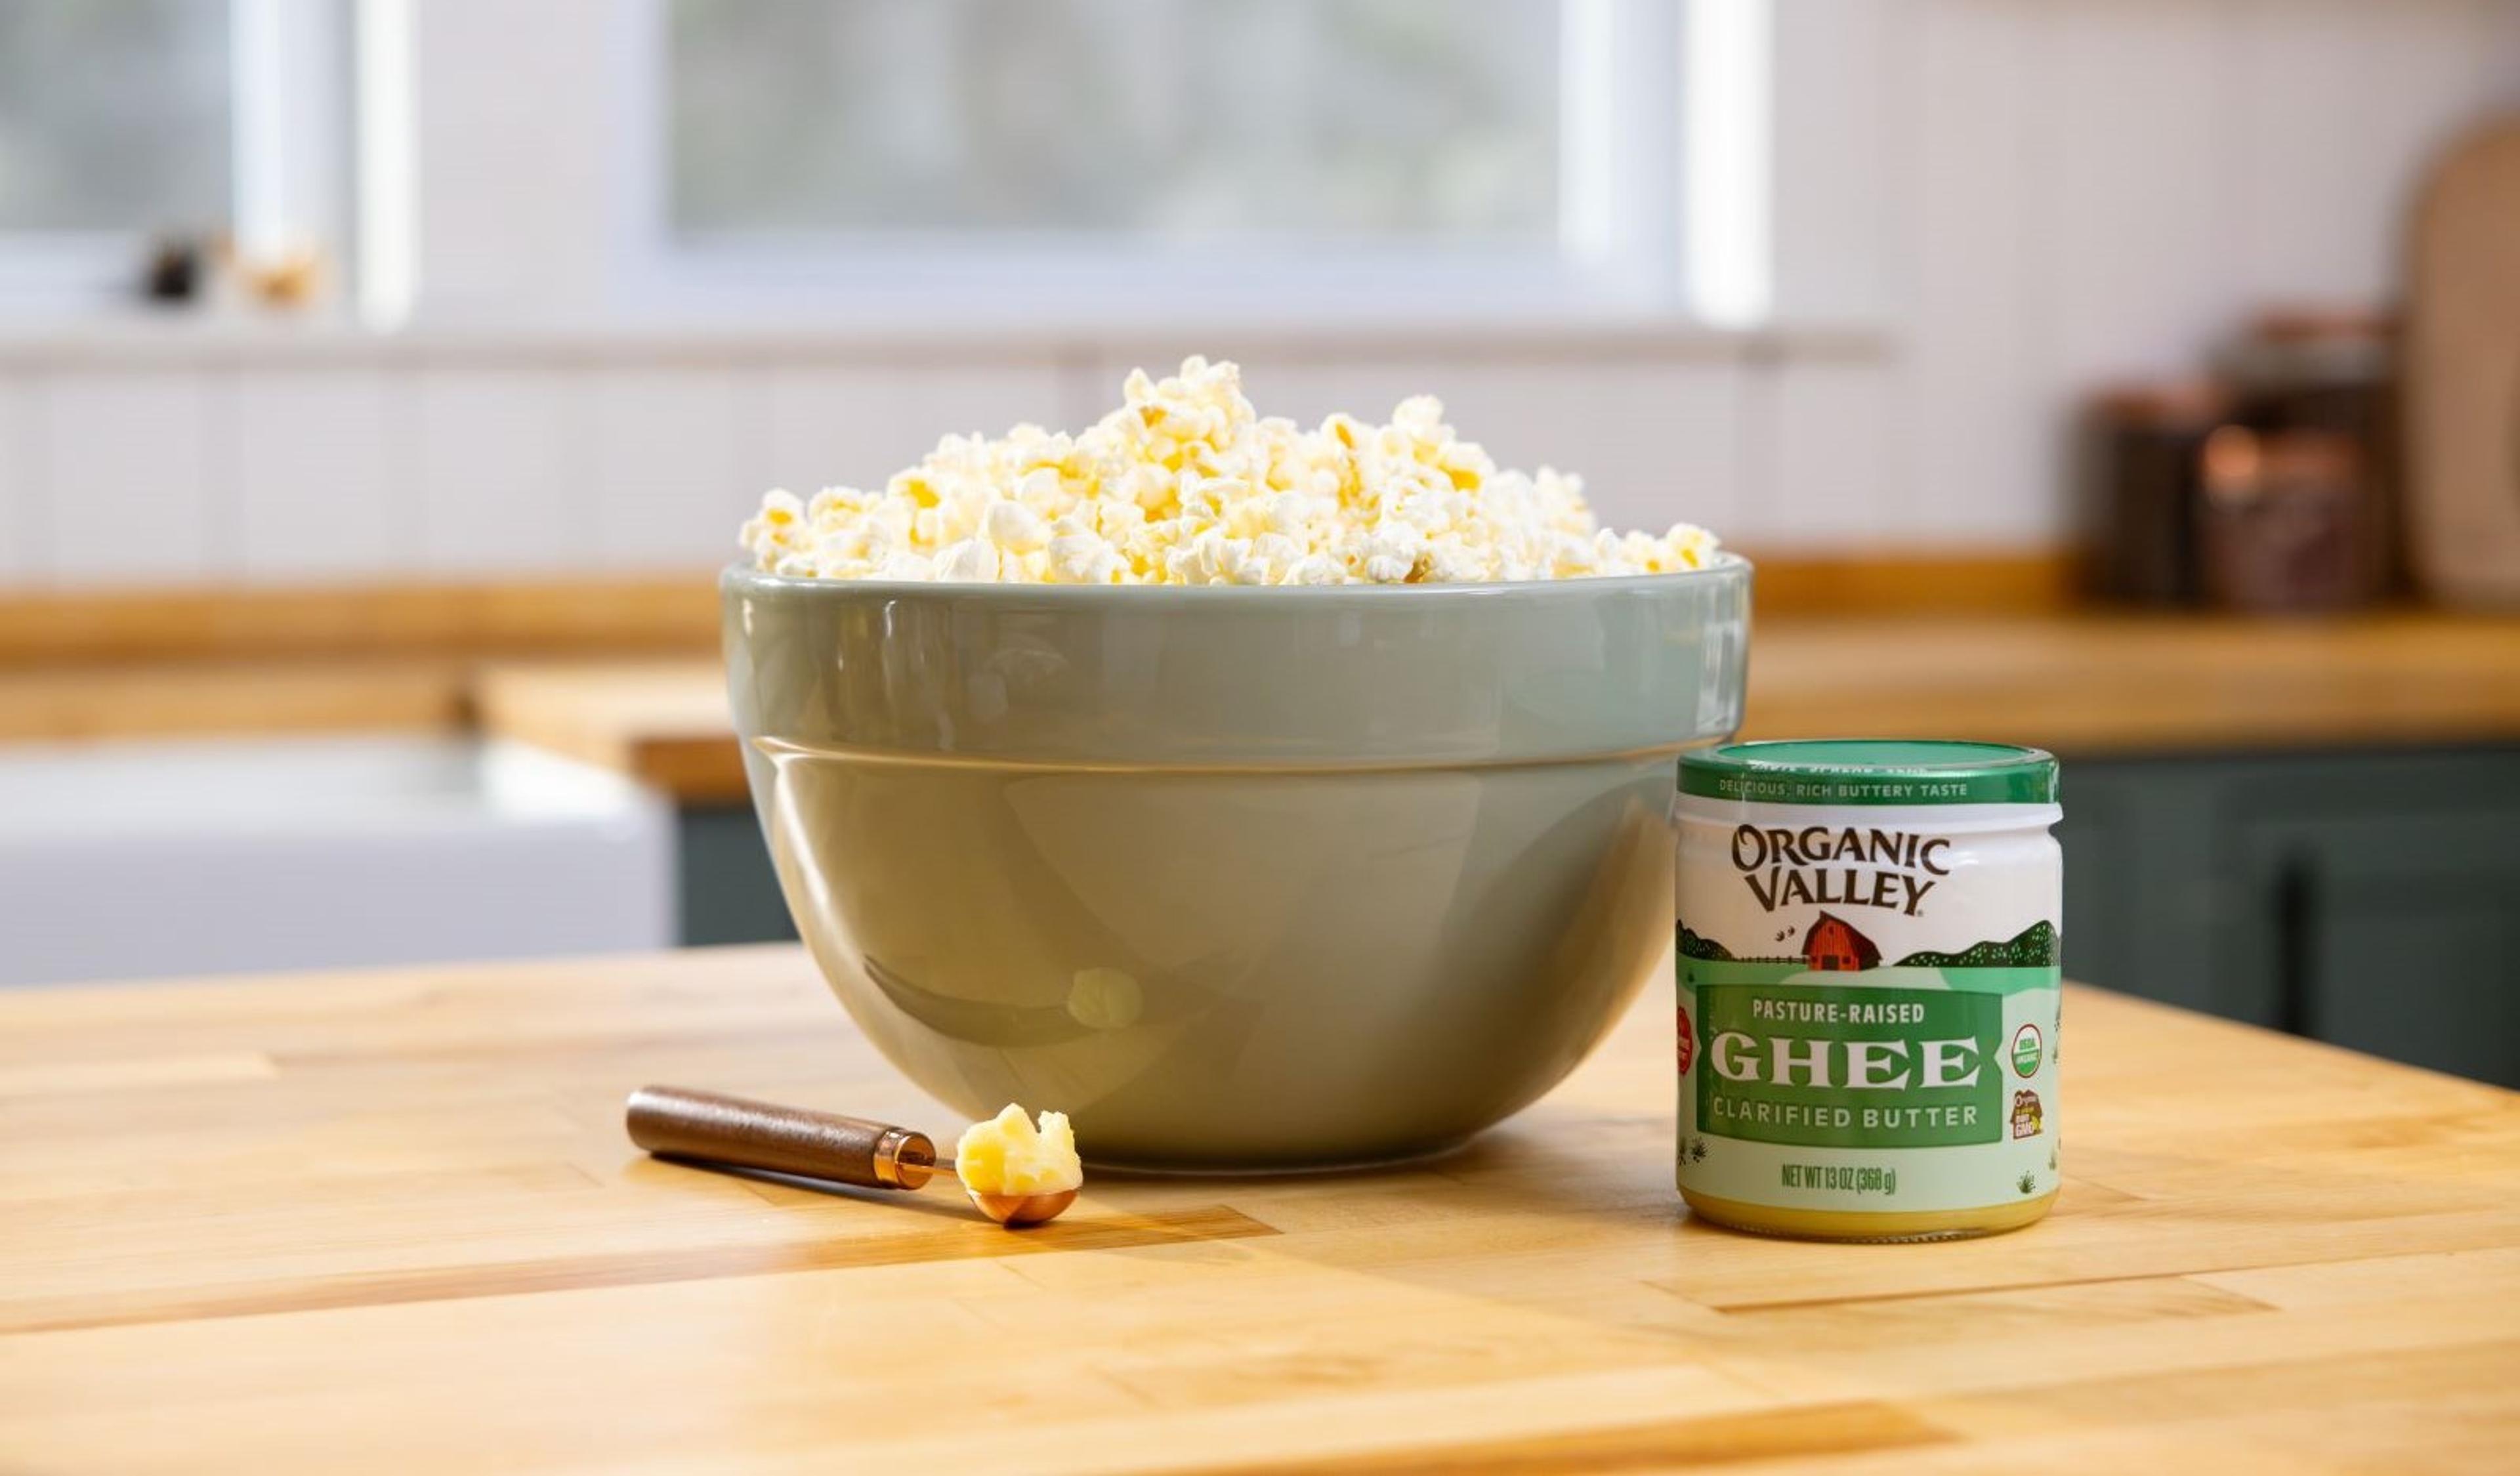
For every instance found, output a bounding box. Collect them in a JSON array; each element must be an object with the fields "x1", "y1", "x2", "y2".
[{"x1": 1675, "y1": 740, "x2": 2063, "y2": 1241}]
